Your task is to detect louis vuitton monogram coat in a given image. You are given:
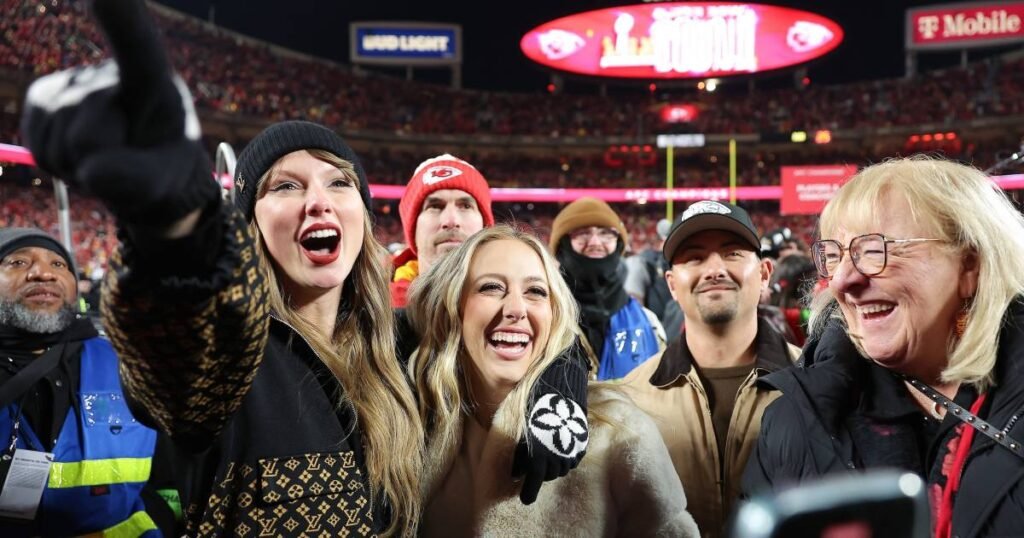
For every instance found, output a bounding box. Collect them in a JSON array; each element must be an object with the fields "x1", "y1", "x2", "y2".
[{"x1": 103, "y1": 201, "x2": 386, "y2": 537}]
